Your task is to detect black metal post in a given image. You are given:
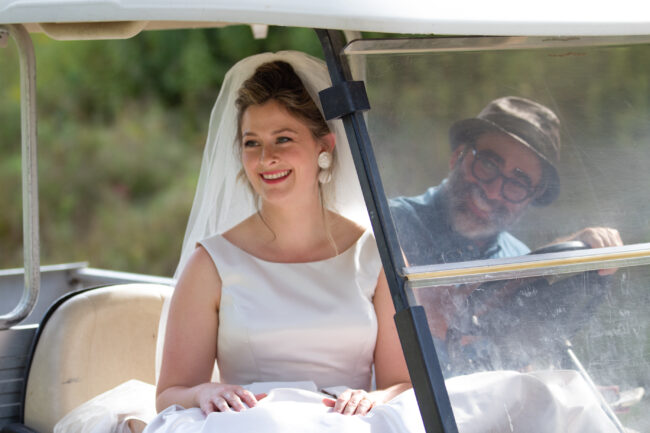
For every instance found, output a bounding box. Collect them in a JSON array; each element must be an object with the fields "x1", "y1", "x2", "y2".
[{"x1": 315, "y1": 29, "x2": 459, "y2": 433}]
